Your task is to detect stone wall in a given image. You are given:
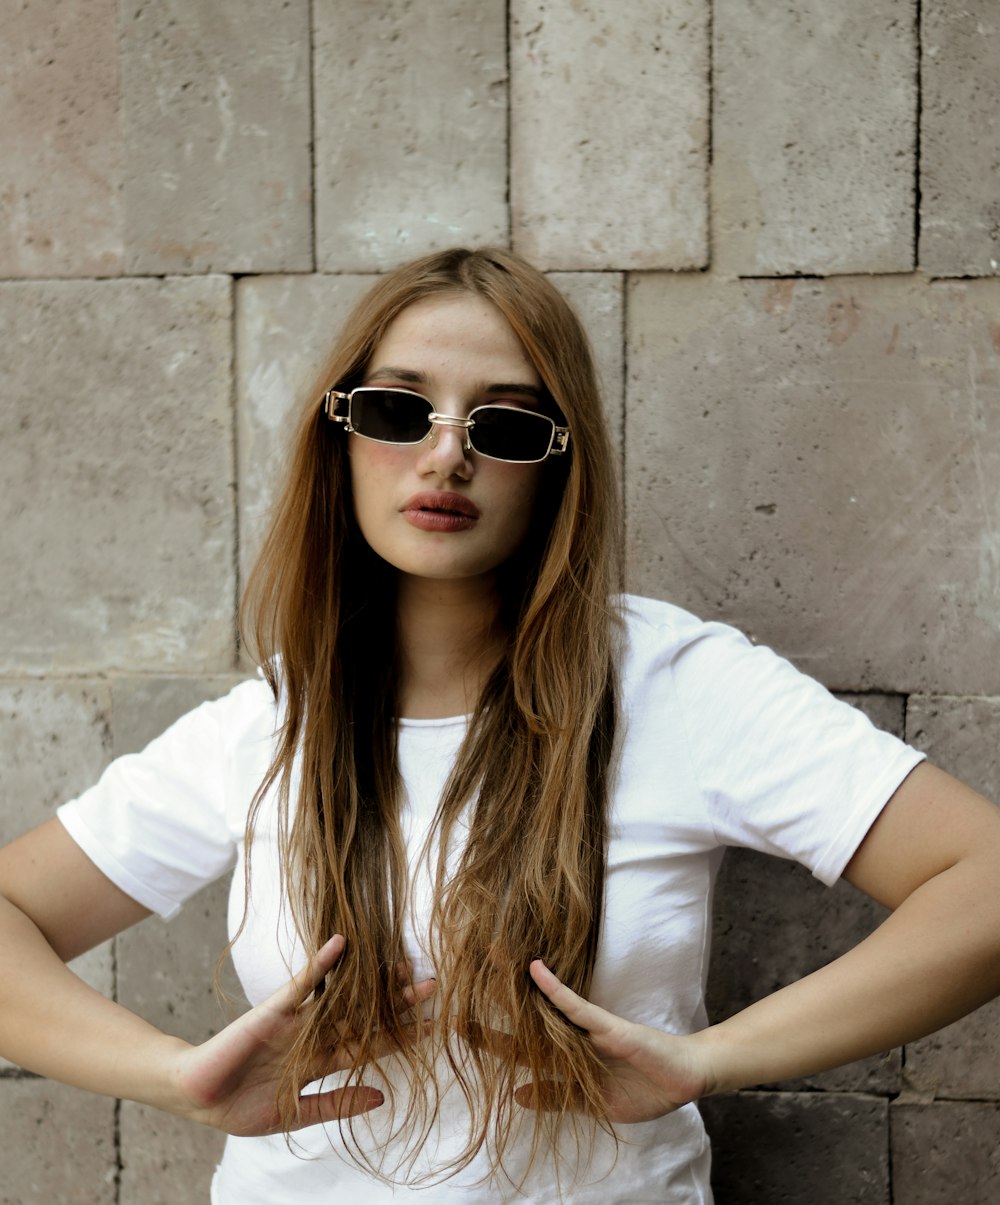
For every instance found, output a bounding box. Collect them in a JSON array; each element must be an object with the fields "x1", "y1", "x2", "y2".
[{"x1": 1, "y1": 1, "x2": 998, "y2": 1201}]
